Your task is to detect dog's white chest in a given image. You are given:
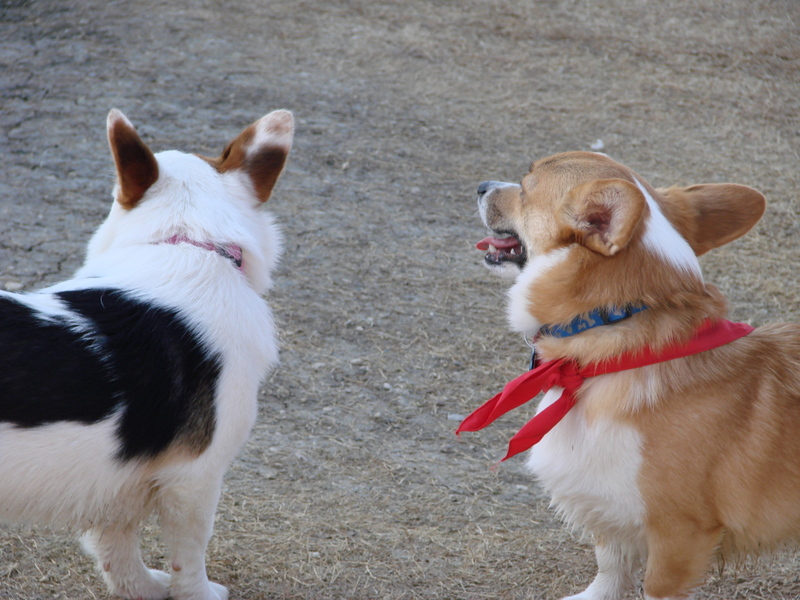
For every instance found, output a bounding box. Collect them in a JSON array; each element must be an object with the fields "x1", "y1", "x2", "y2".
[{"x1": 526, "y1": 385, "x2": 645, "y2": 538}]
